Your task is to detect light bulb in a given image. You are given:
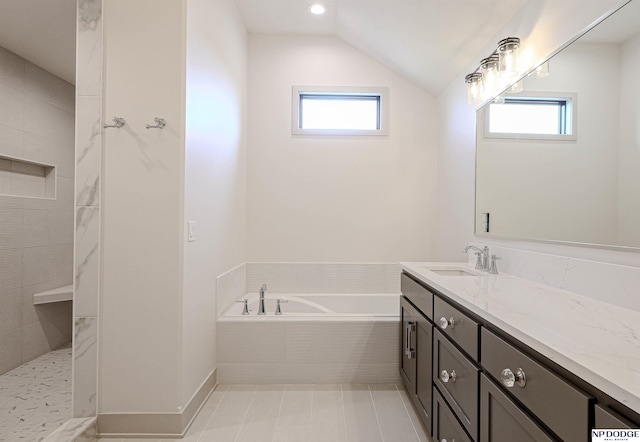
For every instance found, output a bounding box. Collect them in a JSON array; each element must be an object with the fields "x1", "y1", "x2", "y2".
[
  {"x1": 497, "y1": 37, "x2": 520, "y2": 79},
  {"x1": 309, "y1": 4, "x2": 326, "y2": 15}
]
